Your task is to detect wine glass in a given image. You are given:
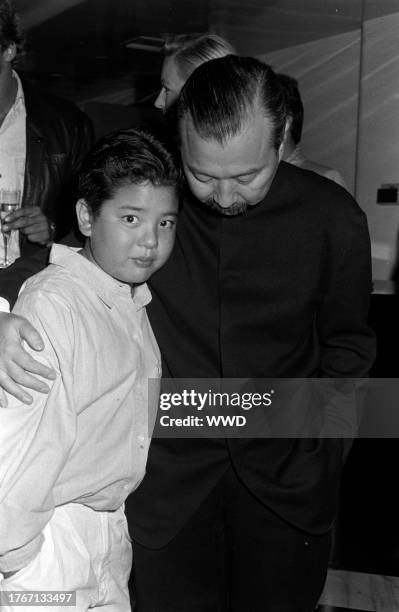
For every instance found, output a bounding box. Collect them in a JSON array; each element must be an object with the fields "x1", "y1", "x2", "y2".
[{"x1": 0, "y1": 188, "x2": 21, "y2": 268}]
